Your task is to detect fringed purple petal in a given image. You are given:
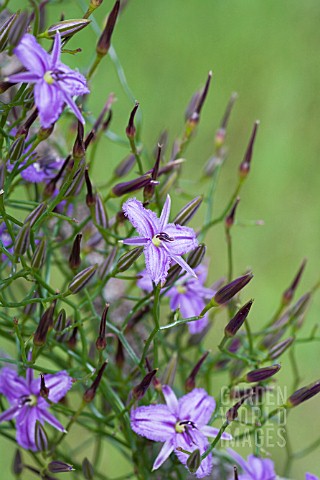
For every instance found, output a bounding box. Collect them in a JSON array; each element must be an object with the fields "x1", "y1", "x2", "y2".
[
  {"x1": 0, "y1": 367, "x2": 28, "y2": 401},
  {"x1": 0, "y1": 404, "x2": 20, "y2": 423},
  {"x1": 122, "y1": 198, "x2": 160, "y2": 238},
  {"x1": 34, "y1": 81, "x2": 64, "y2": 128},
  {"x1": 164, "y1": 223, "x2": 198, "y2": 255},
  {"x1": 174, "y1": 429, "x2": 213, "y2": 478},
  {"x1": 130, "y1": 404, "x2": 176, "y2": 442},
  {"x1": 60, "y1": 89, "x2": 85, "y2": 124},
  {"x1": 56, "y1": 65, "x2": 90, "y2": 96},
  {"x1": 51, "y1": 32, "x2": 61, "y2": 67},
  {"x1": 178, "y1": 388, "x2": 215, "y2": 427},
  {"x1": 159, "y1": 195, "x2": 171, "y2": 230},
  {"x1": 162, "y1": 385, "x2": 179, "y2": 416},
  {"x1": 145, "y1": 243, "x2": 171, "y2": 285},
  {"x1": 16, "y1": 406, "x2": 38, "y2": 451},
  {"x1": 168, "y1": 252, "x2": 197, "y2": 279},
  {"x1": 152, "y1": 439, "x2": 175, "y2": 471},
  {"x1": 13, "y1": 34, "x2": 49, "y2": 74}
]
